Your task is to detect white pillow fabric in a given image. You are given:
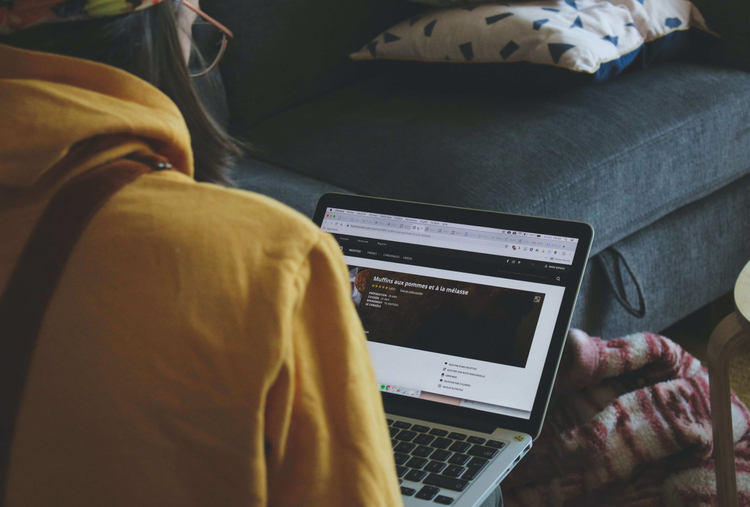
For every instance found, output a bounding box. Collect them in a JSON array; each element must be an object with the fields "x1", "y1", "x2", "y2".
[
  {"x1": 409, "y1": 0, "x2": 514, "y2": 5},
  {"x1": 351, "y1": 0, "x2": 712, "y2": 77}
]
